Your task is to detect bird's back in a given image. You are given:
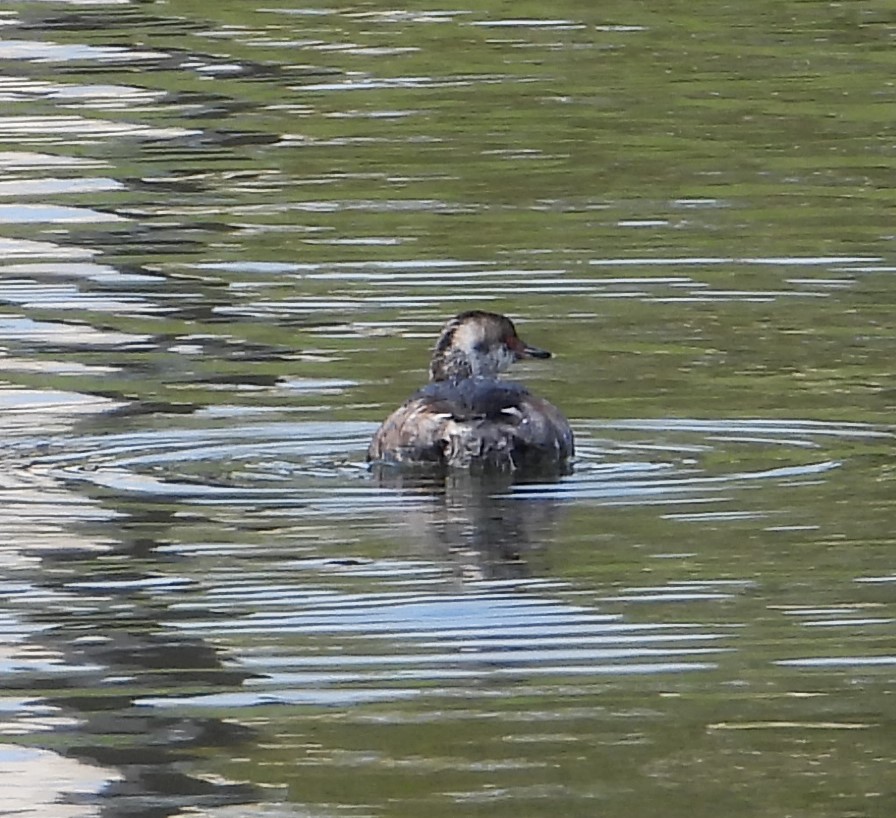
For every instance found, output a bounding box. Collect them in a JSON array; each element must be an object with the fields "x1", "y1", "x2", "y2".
[{"x1": 367, "y1": 377, "x2": 573, "y2": 472}]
